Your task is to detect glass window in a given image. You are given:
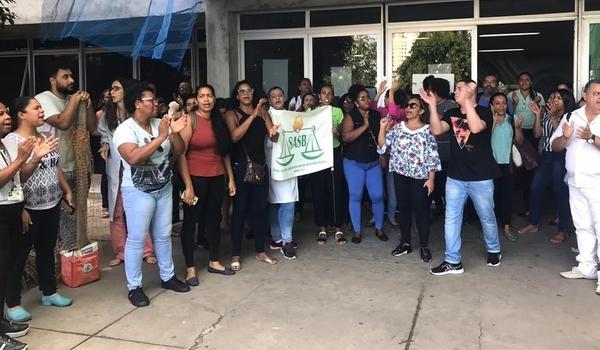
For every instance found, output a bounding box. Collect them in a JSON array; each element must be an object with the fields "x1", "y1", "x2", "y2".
[
  {"x1": 198, "y1": 47, "x2": 207, "y2": 85},
  {"x1": 391, "y1": 31, "x2": 471, "y2": 92},
  {"x1": 240, "y1": 12, "x2": 305, "y2": 30},
  {"x1": 34, "y1": 54, "x2": 79, "y2": 94},
  {"x1": 244, "y1": 38, "x2": 304, "y2": 99},
  {"x1": 33, "y1": 37, "x2": 80, "y2": 50},
  {"x1": 310, "y1": 7, "x2": 381, "y2": 27},
  {"x1": 0, "y1": 39, "x2": 27, "y2": 52},
  {"x1": 480, "y1": 0, "x2": 574, "y2": 17},
  {"x1": 478, "y1": 21, "x2": 574, "y2": 98},
  {"x1": 312, "y1": 35, "x2": 378, "y2": 96},
  {"x1": 590, "y1": 24, "x2": 600, "y2": 80},
  {"x1": 586, "y1": 0, "x2": 600, "y2": 11},
  {"x1": 140, "y1": 48, "x2": 192, "y2": 100},
  {"x1": 85, "y1": 52, "x2": 133, "y2": 103},
  {"x1": 388, "y1": 2, "x2": 473, "y2": 22},
  {"x1": 0, "y1": 56, "x2": 28, "y2": 103}
]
